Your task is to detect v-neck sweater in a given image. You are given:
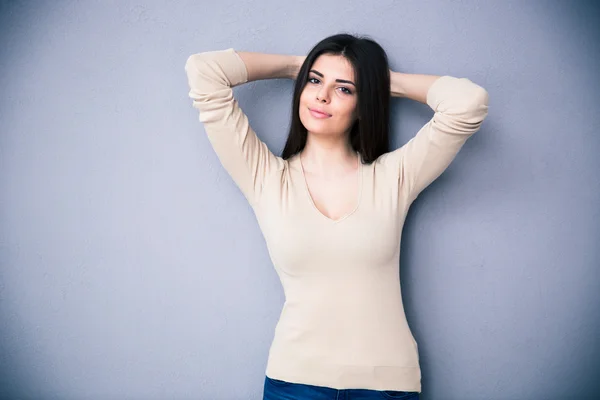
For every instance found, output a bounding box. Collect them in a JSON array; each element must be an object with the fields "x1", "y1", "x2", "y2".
[
  {"x1": 184, "y1": 48, "x2": 489, "y2": 392},
  {"x1": 298, "y1": 151, "x2": 363, "y2": 223}
]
